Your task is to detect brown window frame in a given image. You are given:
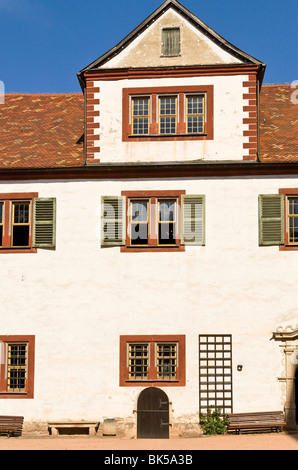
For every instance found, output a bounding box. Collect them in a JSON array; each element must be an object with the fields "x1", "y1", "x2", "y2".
[
  {"x1": 121, "y1": 190, "x2": 185, "y2": 252},
  {"x1": 122, "y1": 86, "x2": 214, "y2": 142},
  {"x1": 279, "y1": 188, "x2": 298, "y2": 251},
  {"x1": 0, "y1": 193, "x2": 38, "y2": 253},
  {"x1": 120, "y1": 335, "x2": 186, "y2": 387},
  {"x1": 0, "y1": 335, "x2": 35, "y2": 399}
]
